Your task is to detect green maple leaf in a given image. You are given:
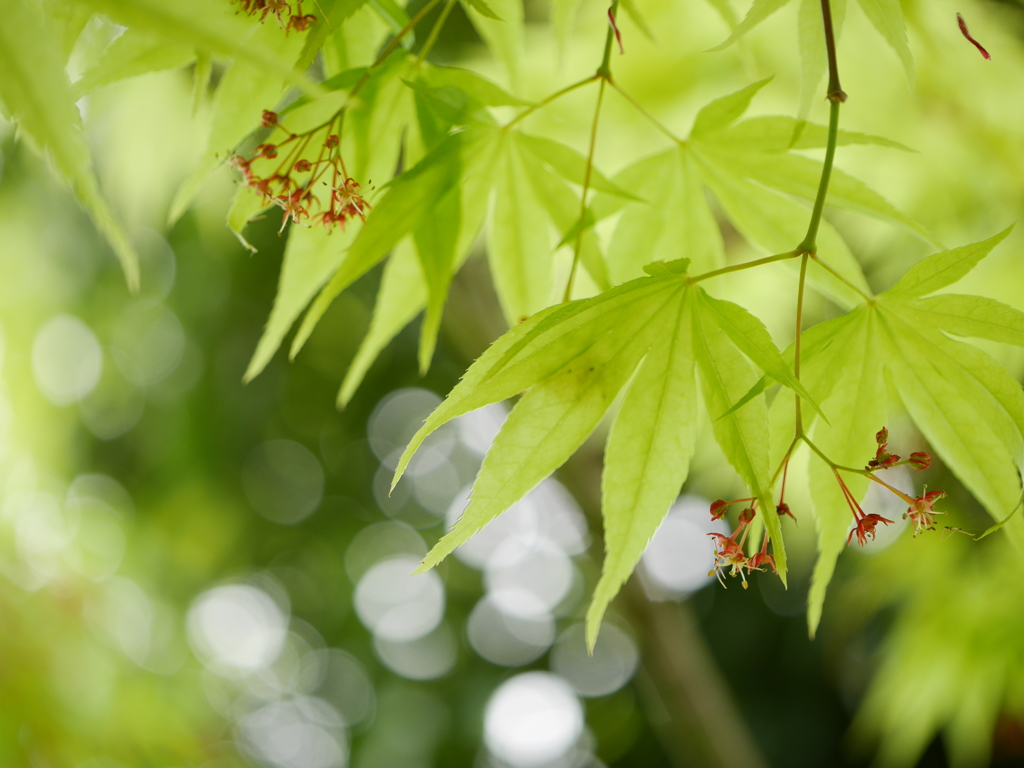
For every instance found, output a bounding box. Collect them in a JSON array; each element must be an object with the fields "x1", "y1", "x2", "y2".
[
  {"x1": 708, "y1": 0, "x2": 913, "y2": 88},
  {"x1": 776, "y1": 227, "x2": 1024, "y2": 635},
  {"x1": 593, "y1": 80, "x2": 931, "y2": 309},
  {"x1": 392, "y1": 258, "x2": 836, "y2": 646}
]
